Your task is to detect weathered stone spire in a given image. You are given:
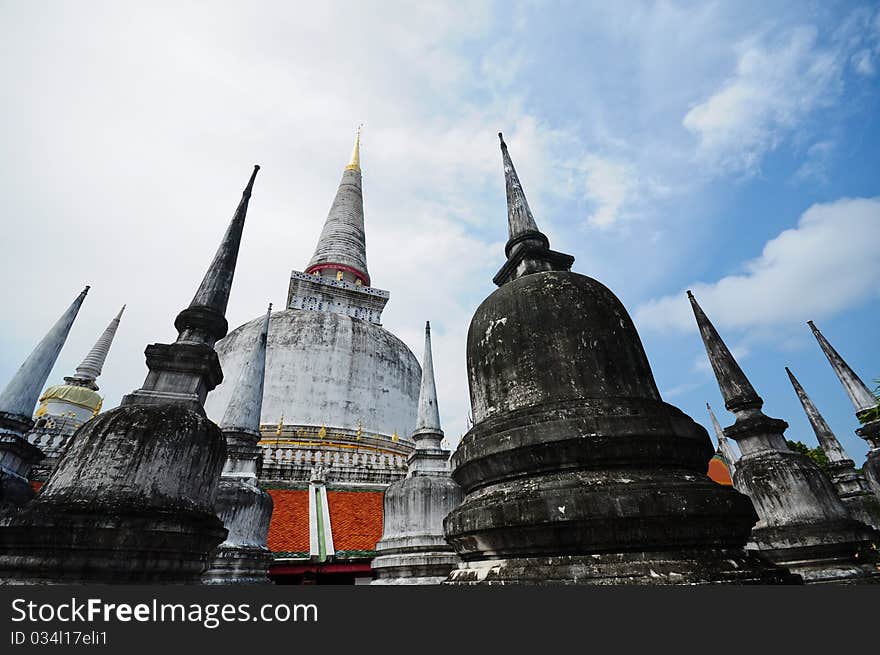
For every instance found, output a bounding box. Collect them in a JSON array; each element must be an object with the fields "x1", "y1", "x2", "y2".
[
  {"x1": 0, "y1": 167, "x2": 261, "y2": 582},
  {"x1": 372, "y1": 318, "x2": 463, "y2": 584},
  {"x1": 220, "y1": 304, "x2": 272, "y2": 437},
  {"x1": 124, "y1": 166, "x2": 260, "y2": 410},
  {"x1": 0, "y1": 287, "x2": 88, "y2": 507},
  {"x1": 785, "y1": 367, "x2": 850, "y2": 463},
  {"x1": 689, "y1": 291, "x2": 880, "y2": 583},
  {"x1": 68, "y1": 305, "x2": 125, "y2": 390},
  {"x1": 305, "y1": 130, "x2": 370, "y2": 285},
  {"x1": 499, "y1": 132, "x2": 541, "y2": 244},
  {"x1": 706, "y1": 403, "x2": 738, "y2": 478},
  {"x1": 807, "y1": 321, "x2": 877, "y2": 415},
  {"x1": 413, "y1": 321, "x2": 442, "y2": 449},
  {"x1": 493, "y1": 133, "x2": 573, "y2": 287},
  {"x1": 807, "y1": 320, "x2": 880, "y2": 499},
  {"x1": 178, "y1": 165, "x2": 260, "y2": 347},
  {"x1": 205, "y1": 303, "x2": 275, "y2": 584},
  {"x1": 0, "y1": 286, "x2": 89, "y2": 423},
  {"x1": 687, "y1": 291, "x2": 761, "y2": 413},
  {"x1": 785, "y1": 367, "x2": 880, "y2": 530}
]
